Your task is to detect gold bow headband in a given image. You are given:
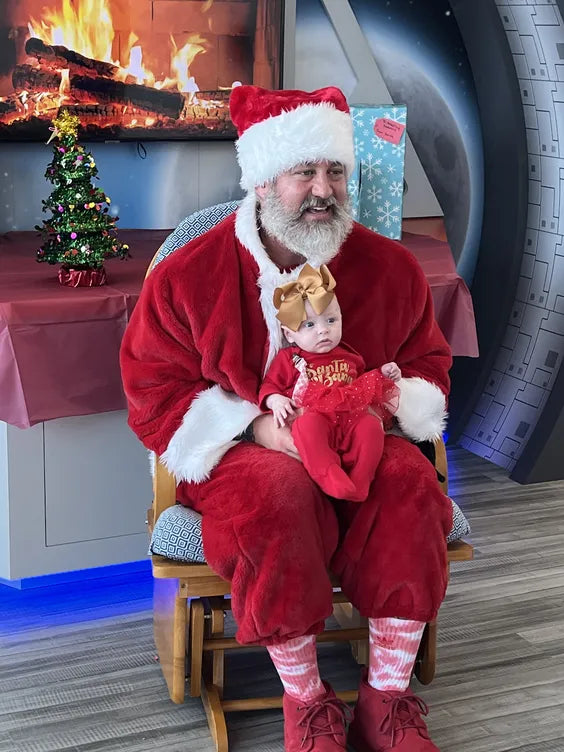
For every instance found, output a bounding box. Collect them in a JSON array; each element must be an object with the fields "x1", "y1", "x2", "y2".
[{"x1": 273, "y1": 263, "x2": 337, "y2": 331}]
